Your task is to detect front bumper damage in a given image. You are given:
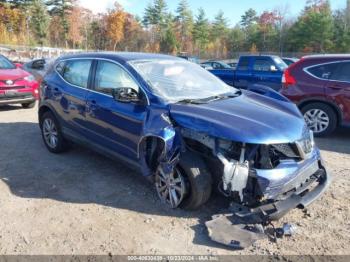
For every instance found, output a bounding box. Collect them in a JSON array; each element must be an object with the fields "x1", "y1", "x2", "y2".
[{"x1": 206, "y1": 147, "x2": 331, "y2": 248}]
